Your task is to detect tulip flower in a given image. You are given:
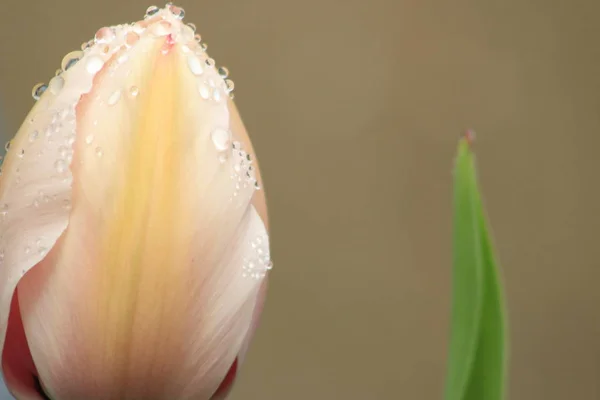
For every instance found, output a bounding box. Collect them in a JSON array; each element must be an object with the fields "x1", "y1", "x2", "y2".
[{"x1": 0, "y1": 4, "x2": 272, "y2": 399}]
